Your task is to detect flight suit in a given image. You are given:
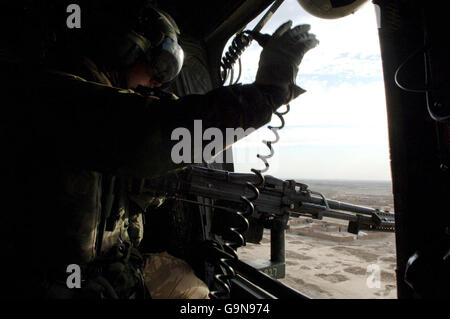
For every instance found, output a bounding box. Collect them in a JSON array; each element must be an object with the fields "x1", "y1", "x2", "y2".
[{"x1": 0, "y1": 55, "x2": 279, "y2": 298}]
